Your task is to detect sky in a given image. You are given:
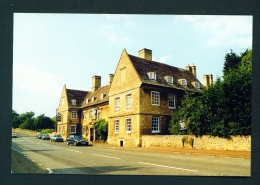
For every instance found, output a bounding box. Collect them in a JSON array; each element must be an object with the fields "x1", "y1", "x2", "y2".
[{"x1": 13, "y1": 14, "x2": 252, "y2": 117}]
